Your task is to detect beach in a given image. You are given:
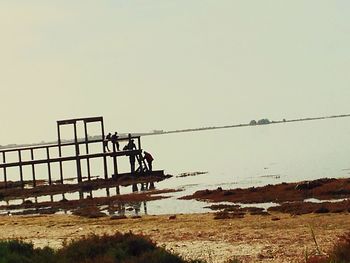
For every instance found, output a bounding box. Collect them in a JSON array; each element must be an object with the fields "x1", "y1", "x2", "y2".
[{"x1": 1, "y1": 212, "x2": 348, "y2": 262}]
